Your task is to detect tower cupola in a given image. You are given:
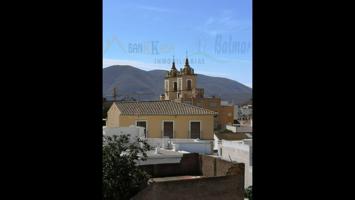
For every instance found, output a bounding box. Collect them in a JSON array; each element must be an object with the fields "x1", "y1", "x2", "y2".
[
  {"x1": 167, "y1": 57, "x2": 178, "y2": 77},
  {"x1": 182, "y1": 56, "x2": 194, "y2": 75}
]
